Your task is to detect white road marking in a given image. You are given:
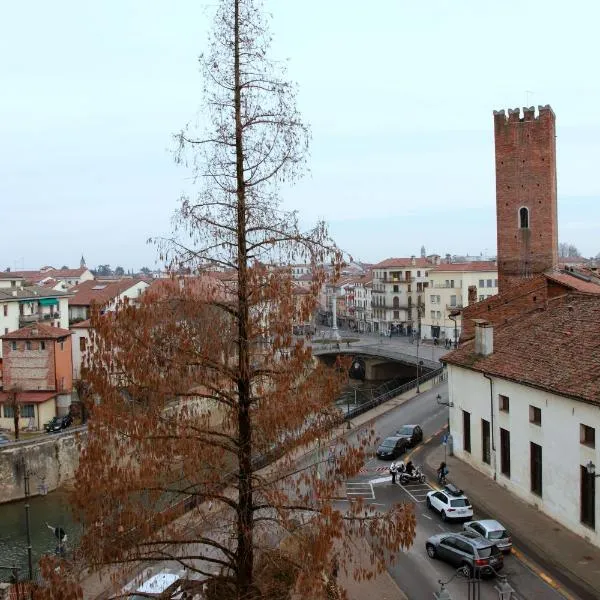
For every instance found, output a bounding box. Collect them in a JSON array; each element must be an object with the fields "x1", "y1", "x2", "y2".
[
  {"x1": 368, "y1": 476, "x2": 392, "y2": 484},
  {"x1": 422, "y1": 514, "x2": 432, "y2": 520}
]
